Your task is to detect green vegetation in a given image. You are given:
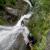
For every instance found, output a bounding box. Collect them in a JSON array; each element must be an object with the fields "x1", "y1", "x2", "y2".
[
  {"x1": 0, "y1": 0, "x2": 17, "y2": 25},
  {"x1": 0, "y1": 0, "x2": 50, "y2": 50},
  {"x1": 0, "y1": 17, "x2": 8, "y2": 25},
  {"x1": 0, "y1": 0, "x2": 16, "y2": 6},
  {"x1": 27, "y1": 0, "x2": 50, "y2": 50}
]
